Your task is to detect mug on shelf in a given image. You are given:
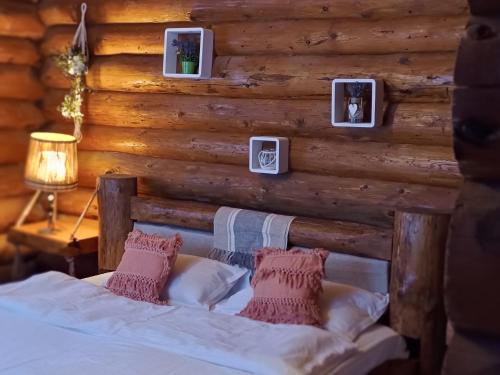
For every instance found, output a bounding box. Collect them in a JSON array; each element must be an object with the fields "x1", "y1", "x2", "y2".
[{"x1": 258, "y1": 148, "x2": 277, "y2": 170}]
